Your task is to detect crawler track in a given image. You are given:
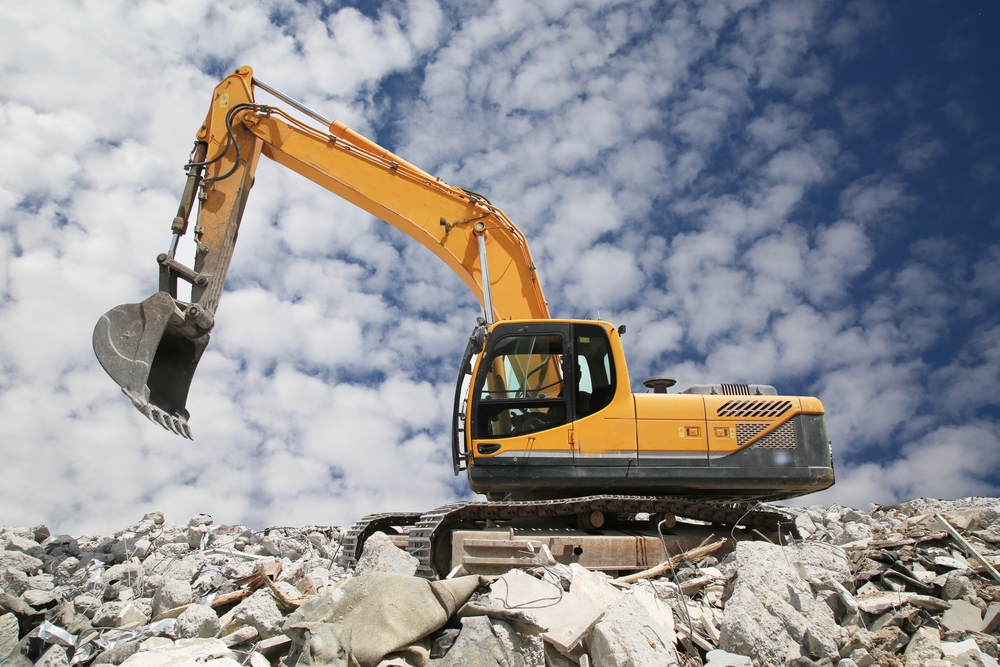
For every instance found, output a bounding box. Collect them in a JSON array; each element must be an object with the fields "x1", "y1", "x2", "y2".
[{"x1": 340, "y1": 496, "x2": 795, "y2": 578}]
